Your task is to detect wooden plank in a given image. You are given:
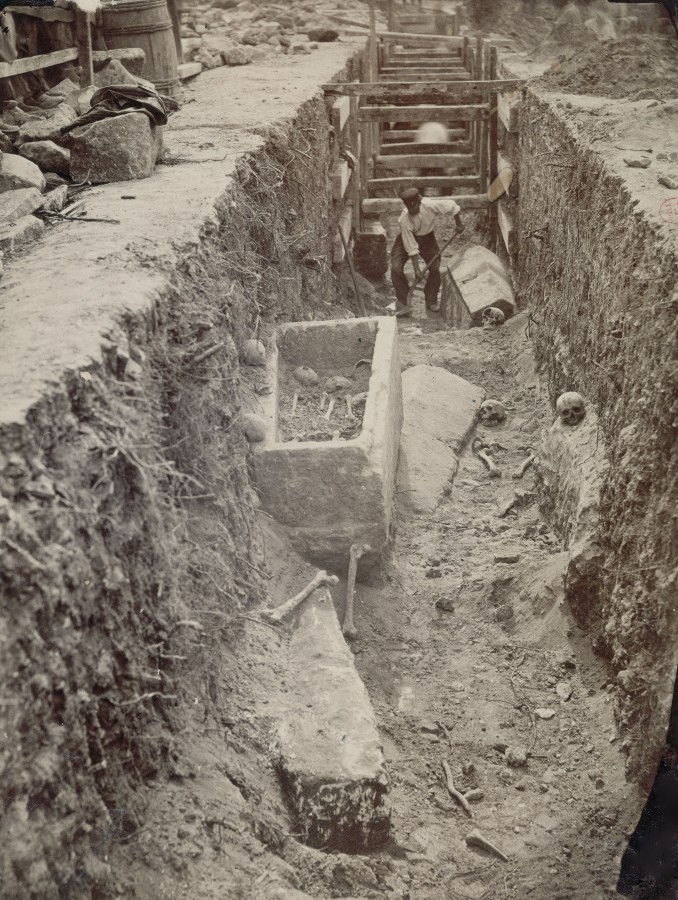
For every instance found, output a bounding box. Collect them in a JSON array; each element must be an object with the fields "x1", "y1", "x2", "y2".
[
  {"x1": 381, "y1": 132, "x2": 467, "y2": 144},
  {"x1": 489, "y1": 84, "x2": 499, "y2": 252},
  {"x1": 369, "y1": 174, "x2": 479, "y2": 191},
  {"x1": 359, "y1": 104, "x2": 488, "y2": 123},
  {"x1": 334, "y1": 202, "x2": 354, "y2": 264},
  {"x1": 363, "y1": 194, "x2": 488, "y2": 214},
  {"x1": 341, "y1": 28, "x2": 464, "y2": 45},
  {"x1": 497, "y1": 90, "x2": 522, "y2": 132},
  {"x1": 0, "y1": 48, "x2": 78, "y2": 79},
  {"x1": 331, "y1": 95, "x2": 350, "y2": 134},
  {"x1": 376, "y1": 152, "x2": 475, "y2": 168},
  {"x1": 382, "y1": 58, "x2": 464, "y2": 66},
  {"x1": 380, "y1": 64, "x2": 465, "y2": 72},
  {"x1": 333, "y1": 160, "x2": 351, "y2": 202},
  {"x1": 349, "y1": 94, "x2": 361, "y2": 231},
  {"x1": 497, "y1": 200, "x2": 513, "y2": 255},
  {"x1": 74, "y1": 10, "x2": 93, "y2": 88},
  {"x1": 379, "y1": 71, "x2": 471, "y2": 82},
  {"x1": 6, "y1": 4, "x2": 74, "y2": 22},
  {"x1": 178, "y1": 61, "x2": 202, "y2": 80}
]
